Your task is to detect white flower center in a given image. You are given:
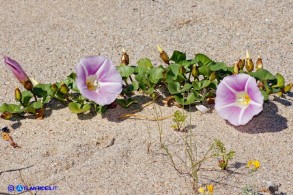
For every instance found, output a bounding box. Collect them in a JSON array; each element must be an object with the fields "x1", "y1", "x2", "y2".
[
  {"x1": 86, "y1": 75, "x2": 99, "y2": 91},
  {"x1": 236, "y1": 91, "x2": 251, "y2": 106}
]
